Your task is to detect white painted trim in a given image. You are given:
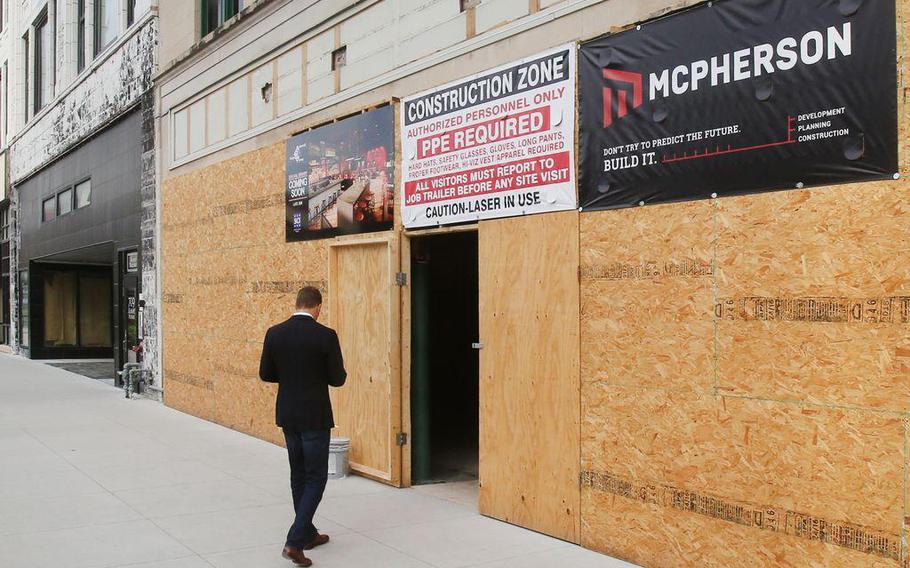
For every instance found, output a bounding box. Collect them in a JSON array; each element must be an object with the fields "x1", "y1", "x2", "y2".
[
  {"x1": 162, "y1": 0, "x2": 375, "y2": 119},
  {"x1": 169, "y1": 0, "x2": 600, "y2": 169},
  {"x1": 4, "y1": 10, "x2": 155, "y2": 154}
]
